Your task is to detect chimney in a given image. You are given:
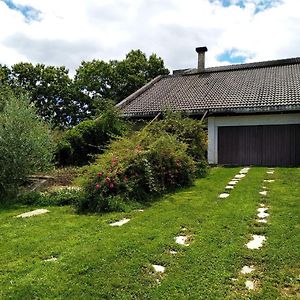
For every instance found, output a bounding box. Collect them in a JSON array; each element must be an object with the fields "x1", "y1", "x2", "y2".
[{"x1": 195, "y1": 46, "x2": 208, "y2": 72}]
